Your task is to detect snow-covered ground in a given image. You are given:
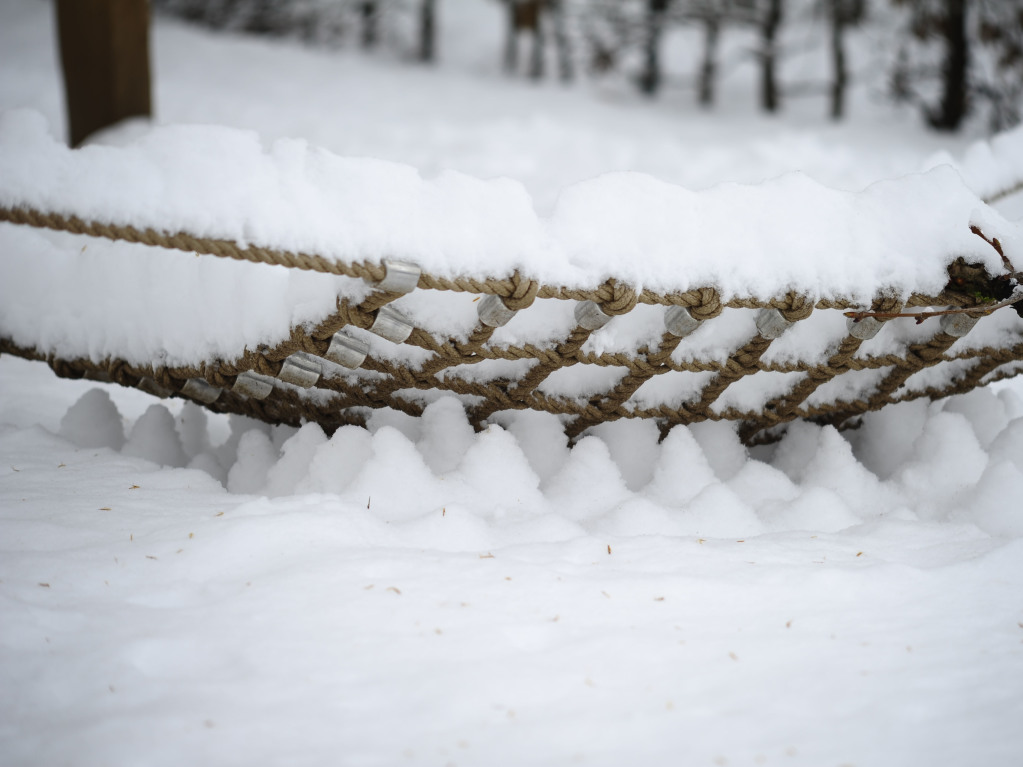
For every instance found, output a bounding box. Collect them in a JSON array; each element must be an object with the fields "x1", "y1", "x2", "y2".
[{"x1": 2, "y1": 2, "x2": 1023, "y2": 765}]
